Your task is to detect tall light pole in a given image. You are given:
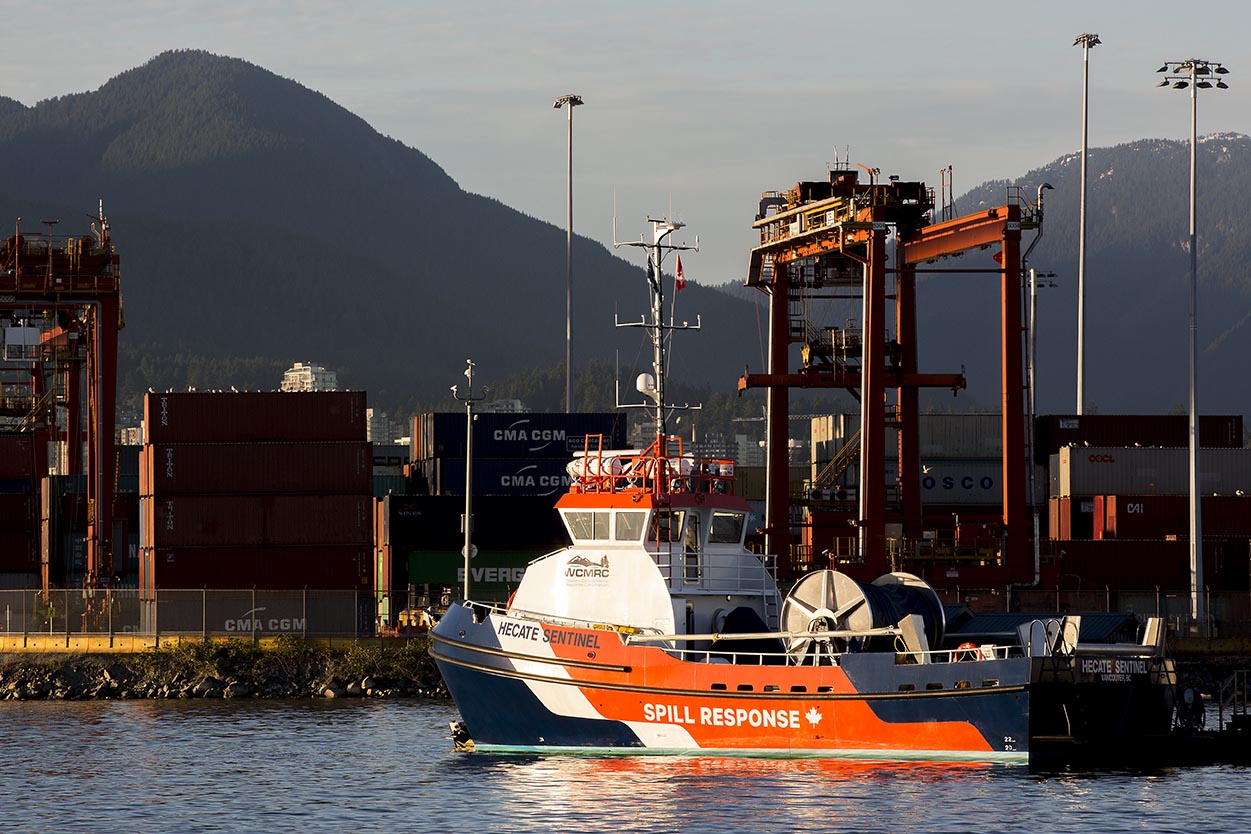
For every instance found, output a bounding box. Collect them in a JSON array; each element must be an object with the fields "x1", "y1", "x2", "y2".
[
  {"x1": 1023, "y1": 182, "x2": 1054, "y2": 589},
  {"x1": 1156, "y1": 58, "x2": 1230, "y2": 635},
  {"x1": 1074, "y1": 33, "x2": 1100, "y2": 415},
  {"x1": 553, "y1": 93, "x2": 584, "y2": 414},
  {"x1": 452, "y1": 359, "x2": 485, "y2": 601}
]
